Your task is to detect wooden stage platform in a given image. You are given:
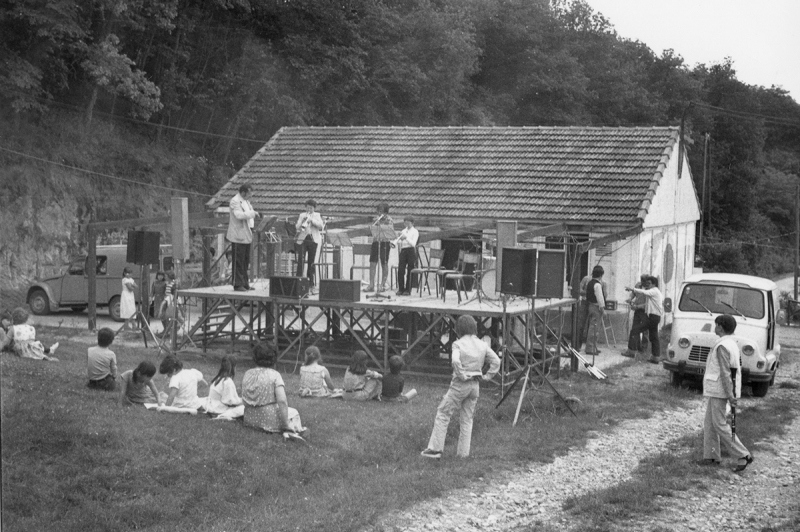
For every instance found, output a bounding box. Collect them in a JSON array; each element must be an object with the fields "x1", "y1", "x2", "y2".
[{"x1": 177, "y1": 280, "x2": 576, "y2": 377}]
